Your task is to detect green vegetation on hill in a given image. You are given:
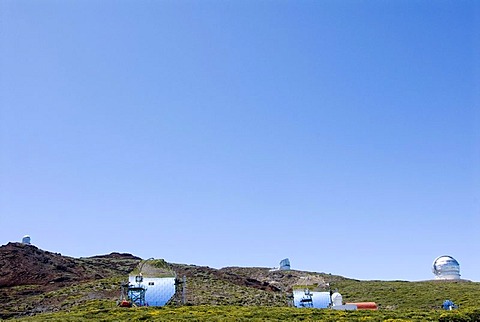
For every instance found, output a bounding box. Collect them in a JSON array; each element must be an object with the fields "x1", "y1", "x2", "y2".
[
  {"x1": 6, "y1": 272, "x2": 480, "y2": 321},
  {"x1": 328, "y1": 279, "x2": 480, "y2": 311},
  {"x1": 11, "y1": 301, "x2": 480, "y2": 321},
  {"x1": 2, "y1": 244, "x2": 480, "y2": 321}
]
